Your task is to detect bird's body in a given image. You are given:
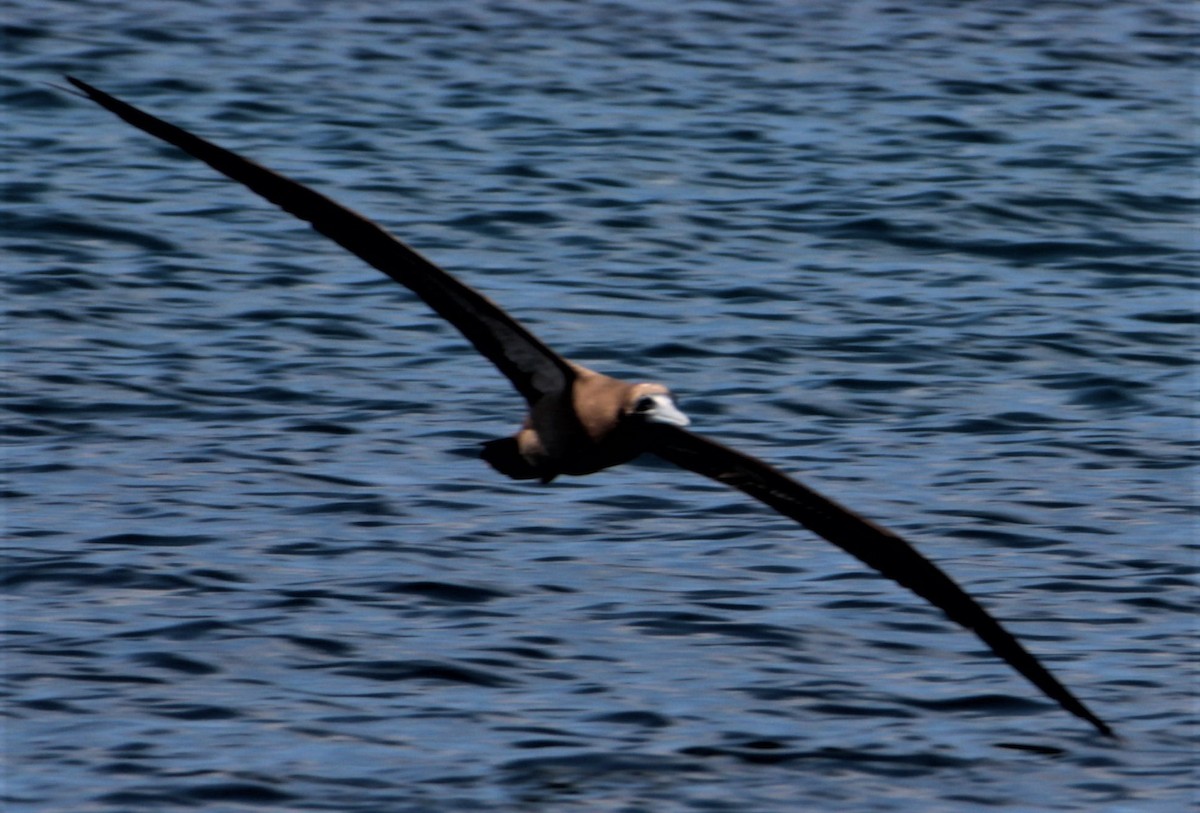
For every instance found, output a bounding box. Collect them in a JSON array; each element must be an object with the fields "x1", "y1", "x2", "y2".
[
  {"x1": 484, "y1": 366, "x2": 689, "y2": 482},
  {"x1": 66, "y1": 76, "x2": 1114, "y2": 738}
]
